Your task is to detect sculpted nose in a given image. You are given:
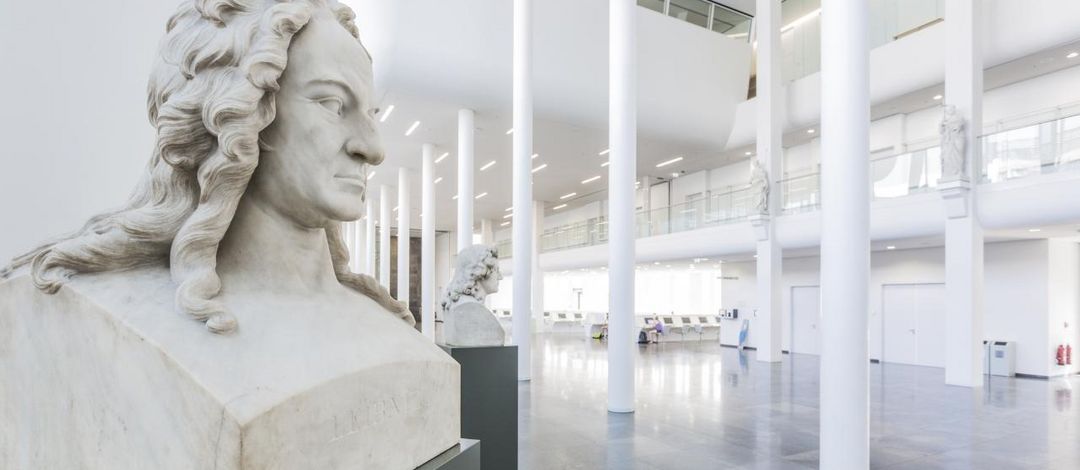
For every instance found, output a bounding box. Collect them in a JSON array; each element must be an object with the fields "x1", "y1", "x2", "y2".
[{"x1": 346, "y1": 134, "x2": 385, "y2": 166}]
